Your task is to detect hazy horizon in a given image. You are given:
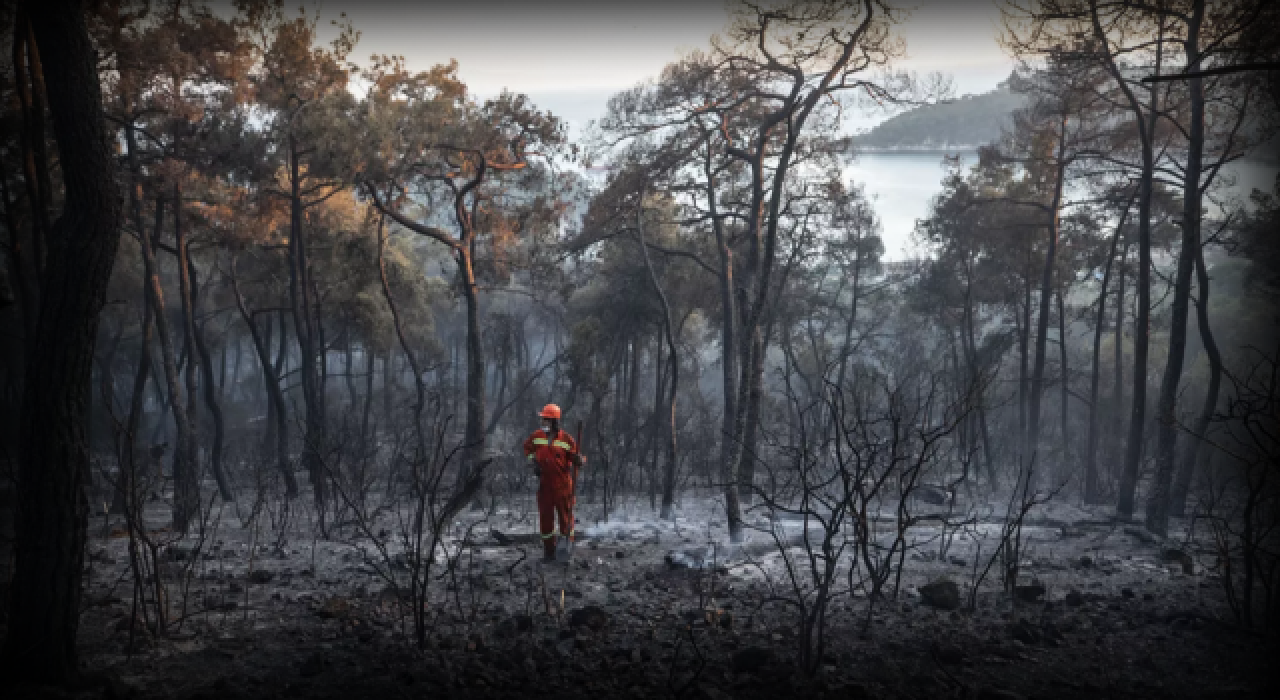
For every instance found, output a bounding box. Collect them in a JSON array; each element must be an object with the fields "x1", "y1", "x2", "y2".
[{"x1": 295, "y1": 0, "x2": 1016, "y2": 134}]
